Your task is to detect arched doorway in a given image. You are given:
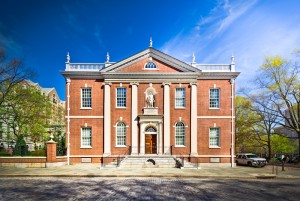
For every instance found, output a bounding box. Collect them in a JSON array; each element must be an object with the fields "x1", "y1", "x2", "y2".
[{"x1": 145, "y1": 125, "x2": 157, "y2": 154}]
